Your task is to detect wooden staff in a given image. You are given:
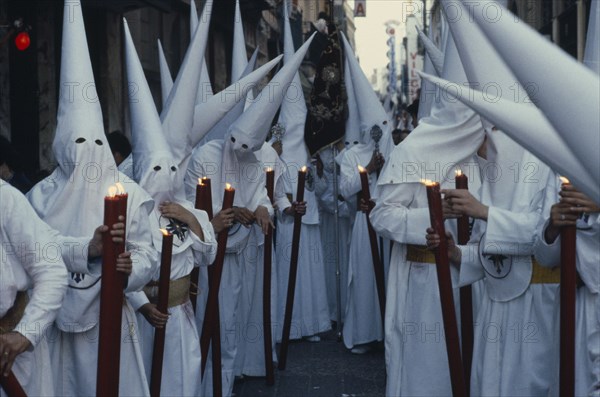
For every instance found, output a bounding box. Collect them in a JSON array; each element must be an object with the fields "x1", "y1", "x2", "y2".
[
  {"x1": 278, "y1": 166, "x2": 307, "y2": 370},
  {"x1": 195, "y1": 177, "x2": 223, "y2": 396},
  {"x1": 0, "y1": 371, "x2": 27, "y2": 397},
  {"x1": 199, "y1": 185, "x2": 235, "y2": 392},
  {"x1": 455, "y1": 170, "x2": 473, "y2": 394},
  {"x1": 423, "y1": 180, "x2": 466, "y2": 397},
  {"x1": 149, "y1": 229, "x2": 174, "y2": 397},
  {"x1": 559, "y1": 177, "x2": 576, "y2": 397},
  {"x1": 263, "y1": 168, "x2": 275, "y2": 385},
  {"x1": 96, "y1": 185, "x2": 127, "y2": 397},
  {"x1": 358, "y1": 166, "x2": 385, "y2": 326}
]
